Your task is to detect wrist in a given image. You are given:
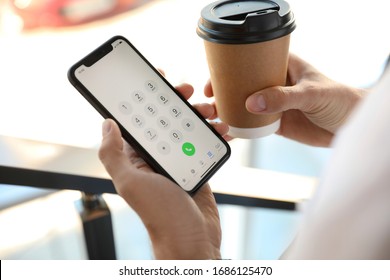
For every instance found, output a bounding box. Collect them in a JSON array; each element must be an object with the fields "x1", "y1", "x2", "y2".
[{"x1": 152, "y1": 239, "x2": 221, "y2": 260}]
